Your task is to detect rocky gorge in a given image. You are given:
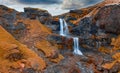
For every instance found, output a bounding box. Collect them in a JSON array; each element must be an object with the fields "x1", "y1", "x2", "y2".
[{"x1": 0, "y1": 0, "x2": 120, "y2": 73}]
